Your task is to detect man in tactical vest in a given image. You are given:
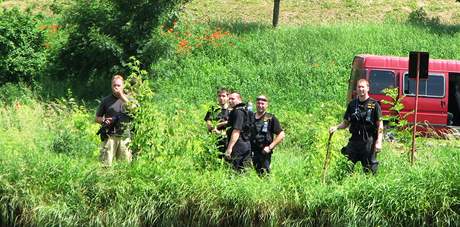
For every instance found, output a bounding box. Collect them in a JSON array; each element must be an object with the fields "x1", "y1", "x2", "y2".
[
  {"x1": 204, "y1": 88, "x2": 230, "y2": 156},
  {"x1": 251, "y1": 95, "x2": 285, "y2": 175},
  {"x1": 329, "y1": 79, "x2": 383, "y2": 174},
  {"x1": 96, "y1": 75, "x2": 136, "y2": 167},
  {"x1": 225, "y1": 91, "x2": 252, "y2": 170}
]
